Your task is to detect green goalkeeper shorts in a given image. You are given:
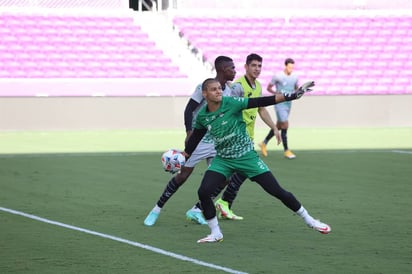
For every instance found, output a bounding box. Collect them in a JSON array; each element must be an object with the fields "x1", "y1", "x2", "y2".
[{"x1": 208, "y1": 150, "x2": 269, "y2": 179}]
